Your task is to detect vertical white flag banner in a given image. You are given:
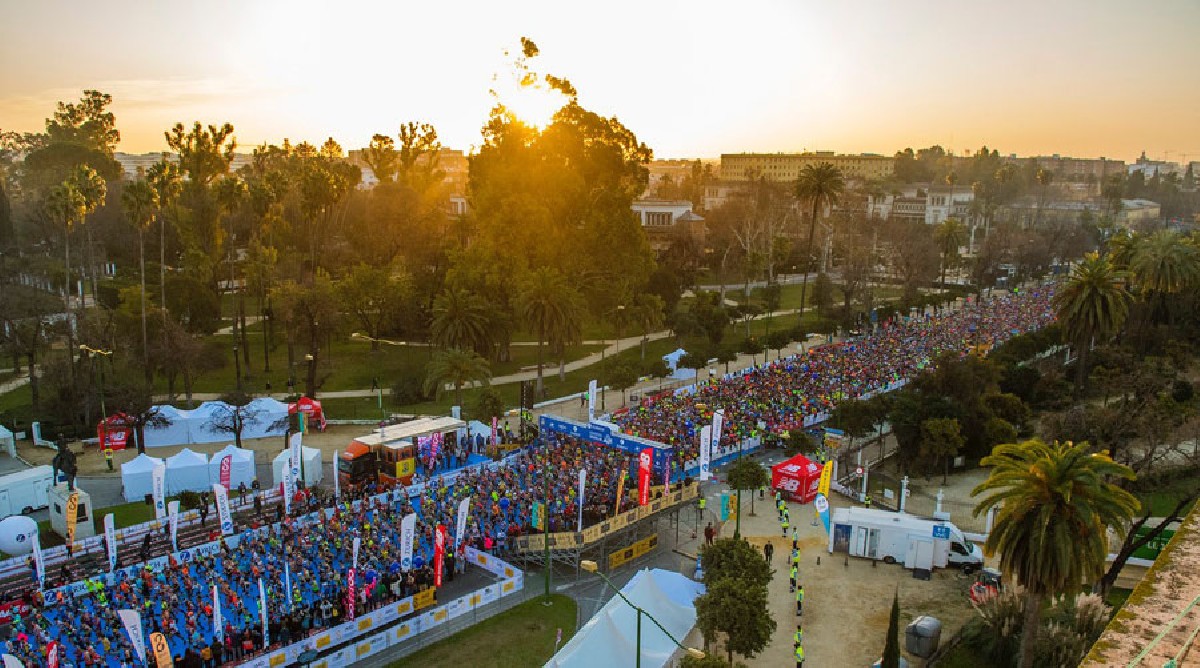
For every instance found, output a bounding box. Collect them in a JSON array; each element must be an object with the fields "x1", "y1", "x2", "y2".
[
  {"x1": 455, "y1": 496, "x2": 471, "y2": 549},
  {"x1": 399, "y1": 512, "x2": 417, "y2": 571},
  {"x1": 151, "y1": 463, "x2": 167, "y2": 520},
  {"x1": 212, "y1": 585, "x2": 223, "y2": 641},
  {"x1": 288, "y1": 432, "x2": 302, "y2": 486},
  {"x1": 2, "y1": 654, "x2": 25, "y2": 668},
  {"x1": 712, "y1": 409, "x2": 725, "y2": 453},
  {"x1": 282, "y1": 468, "x2": 294, "y2": 515},
  {"x1": 167, "y1": 500, "x2": 180, "y2": 552},
  {"x1": 284, "y1": 561, "x2": 293, "y2": 611},
  {"x1": 258, "y1": 578, "x2": 269, "y2": 646},
  {"x1": 587, "y1": 380, "x2": 597, "y2": 422},
  {"x1": 577, "y1": 469, "x2": 587, "y2": 532},
  {"x1": 212, "y1": 483, "x2": 234, "y2": 536},
  {"x1": 352, "y1": 536, "x2": 361, "y2": 567},
  {"x1": 699, "y1": 425, "x2": 713, "y2": 482},
  {"x1": 117, "y1": 609, "x2": 147, "y2": 665},
  {"x1": 31, "y1": 534, "x2": 44, "y2": 589},
  {"x1": 104, "y1": 513, "x2": 117, "y2": 572},
  {"x1": 333, "y1": 449, "x2": 341, "y2": 500}
]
